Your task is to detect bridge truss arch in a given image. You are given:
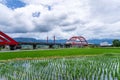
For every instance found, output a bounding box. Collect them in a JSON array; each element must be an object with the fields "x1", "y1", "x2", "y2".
[
  {"x1": 0, "y1": 31, "x2": 18, "y2": 50},
  {"x1": 66, "y1": 36, "x2": 88, "y2": 47}
]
